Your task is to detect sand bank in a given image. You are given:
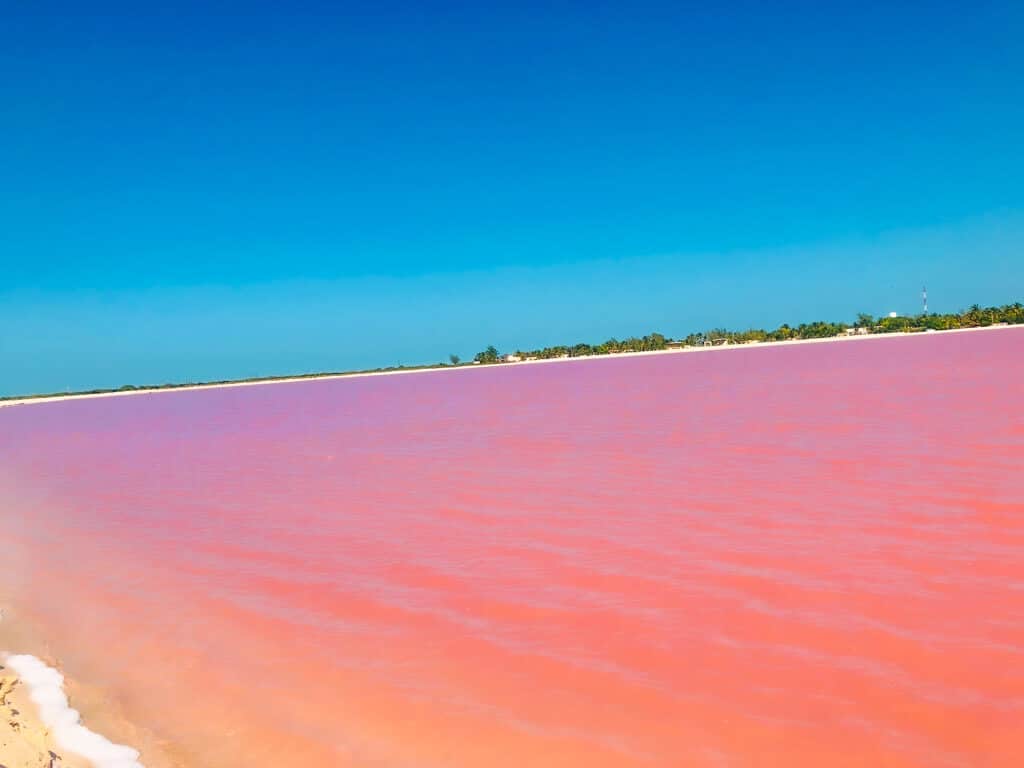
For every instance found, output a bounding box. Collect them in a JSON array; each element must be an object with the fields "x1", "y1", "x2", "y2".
[
  {"x1": 0, "y1": 604, "x2": 182, "y2": 768},
  {"x1": 1, "y1": 323, "x2": 1020, "y2": 410},
  {"x1": 3, "y1": 655, "x2": 144, "y2": 768},
  {"x1": 0, "y1": 660, "x2": 91, "y2": 768}
]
